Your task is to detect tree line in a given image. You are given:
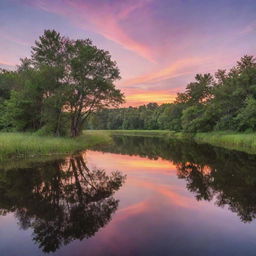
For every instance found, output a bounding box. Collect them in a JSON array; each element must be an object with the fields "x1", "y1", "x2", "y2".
[
  {"x1": 87, "y1": 55, "x2": 256, "y2": 132},
  {"x1": 0, "y1": 30, "x2": 124, "y2": 137}
]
